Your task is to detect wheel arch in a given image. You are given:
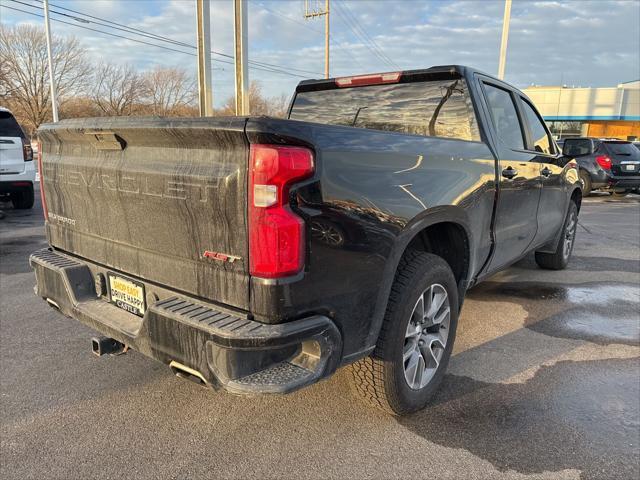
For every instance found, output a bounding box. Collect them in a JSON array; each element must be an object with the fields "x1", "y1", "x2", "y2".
[
  {"x1": 570, "y1": 186, "x2": 583, "y2": 212},
  {"x1": 536, "y1": 187, "x2": 582, "y2": 255},
  {"x1": 361, "y1": 206, "x2": 473, "y2": 356}
]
